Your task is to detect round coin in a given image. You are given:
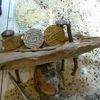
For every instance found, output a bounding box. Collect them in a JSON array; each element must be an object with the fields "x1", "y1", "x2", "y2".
[
  {"x1": 23, "y1": 29, "x2": 44, "y2": 49},
  {"x1": 44, "y1": 25, "x2": 65, "y2": 46}
]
